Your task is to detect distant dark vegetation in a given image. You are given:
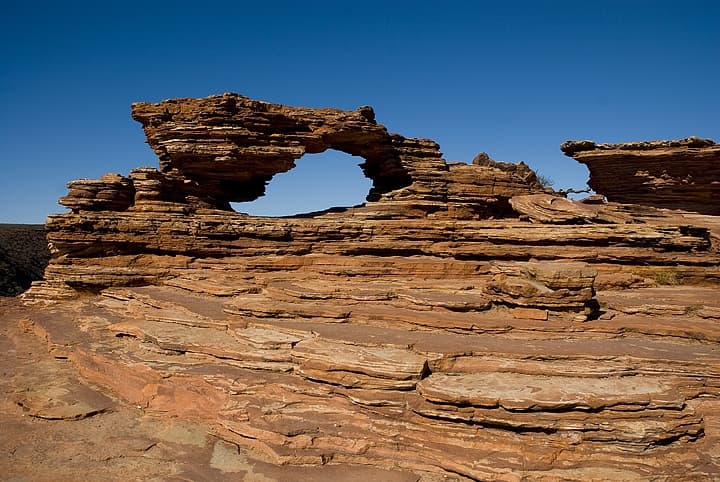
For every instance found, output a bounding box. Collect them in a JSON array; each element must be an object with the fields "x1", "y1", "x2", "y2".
[{"x1": 0, "y1": 225, "x2": 50, "y2": 296}]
